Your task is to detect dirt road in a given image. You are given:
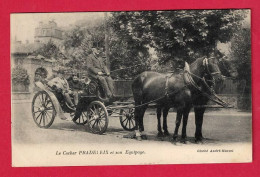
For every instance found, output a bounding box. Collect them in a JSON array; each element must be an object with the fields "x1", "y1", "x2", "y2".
[{"x1": 12, "y1": 102, "x2": 252, "y2": 146}]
